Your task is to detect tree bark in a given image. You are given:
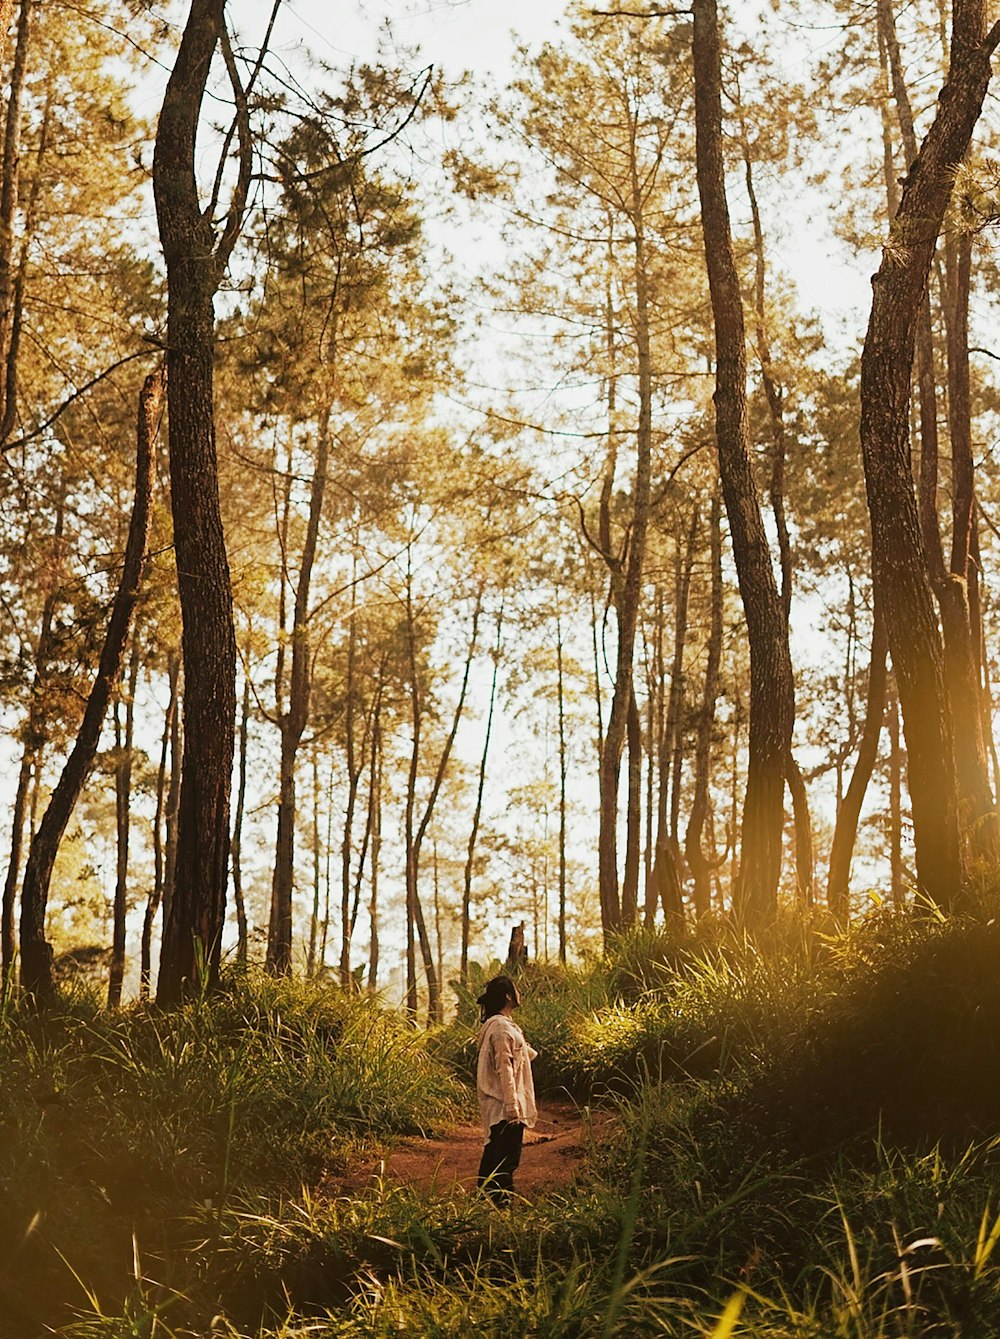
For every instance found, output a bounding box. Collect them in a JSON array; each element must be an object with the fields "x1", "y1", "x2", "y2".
[
  {"x1": 20, "y1": 368, "x2": 162, "y2": 1000},
  {"x1": 858, "y1": 0, "x2": 1000, "y2": 907},
  {"x1": 881, "y1": 0, "x2": 994, "y2": 843},
  {"x1": 153, "y1": 0, "x2": 251, "y2": 1002},
  {"x1": 692, "y1": 0, "x2": 795, "y2": 928}
]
